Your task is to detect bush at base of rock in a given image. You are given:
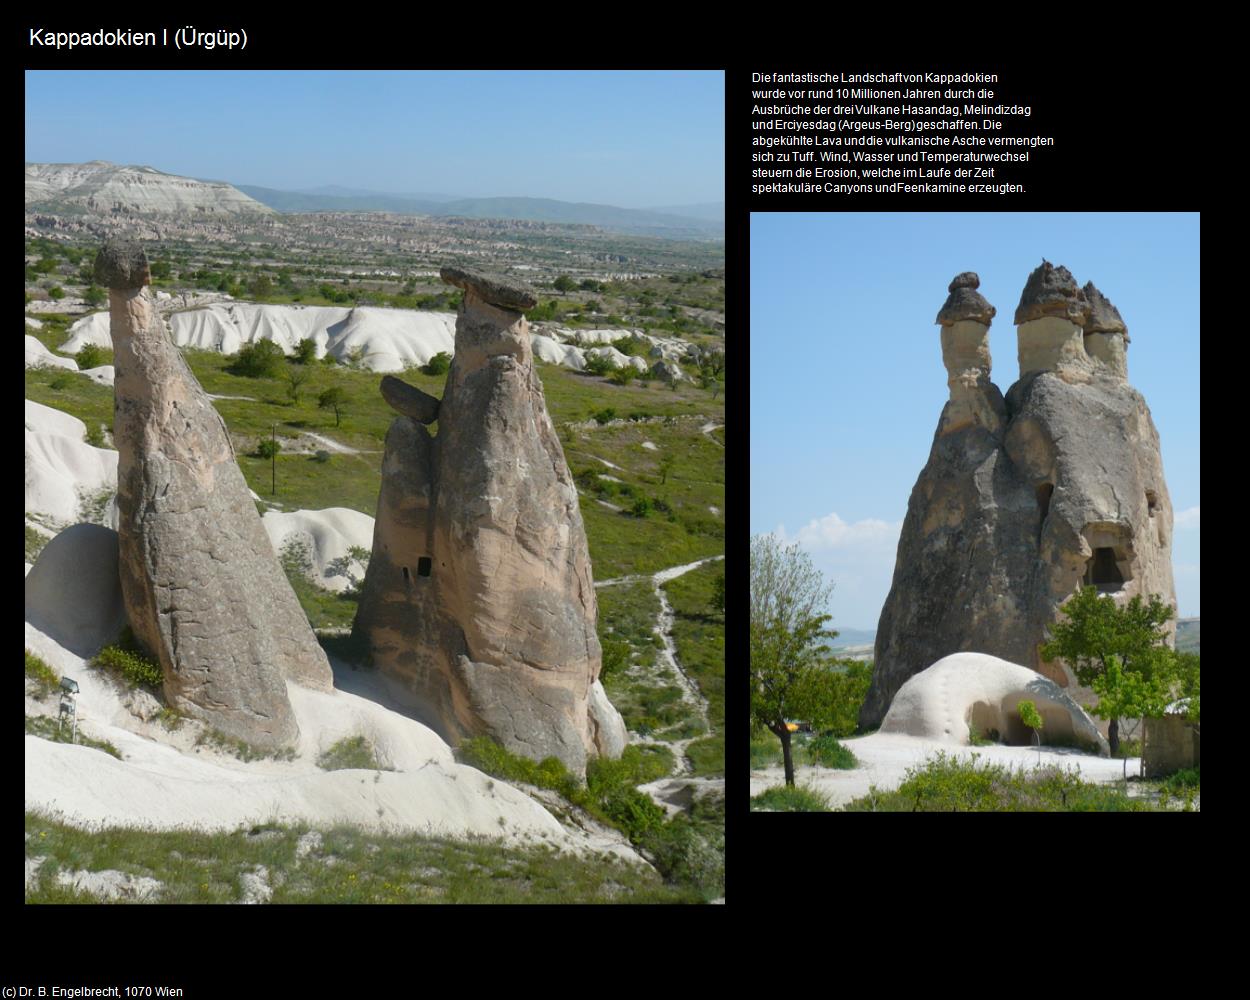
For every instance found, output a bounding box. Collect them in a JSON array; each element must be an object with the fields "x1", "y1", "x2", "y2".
[{"x1": 93, "y1": 644, "x2": 163, "y2": 691}]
